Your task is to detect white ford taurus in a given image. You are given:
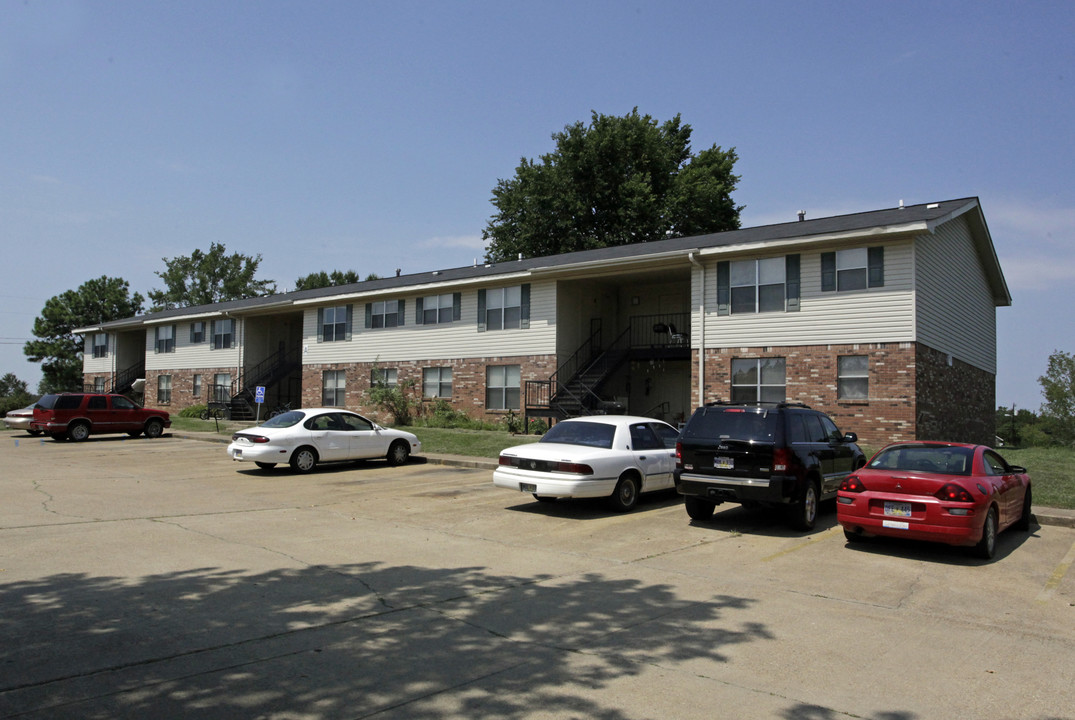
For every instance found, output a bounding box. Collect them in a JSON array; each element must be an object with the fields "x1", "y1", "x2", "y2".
[
  {"x1": 228, "y1": 408, "x2": 420, "y2": 473},
  {"x1": 493, "y1": 415, "x2": 680, "y2": 511}
]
